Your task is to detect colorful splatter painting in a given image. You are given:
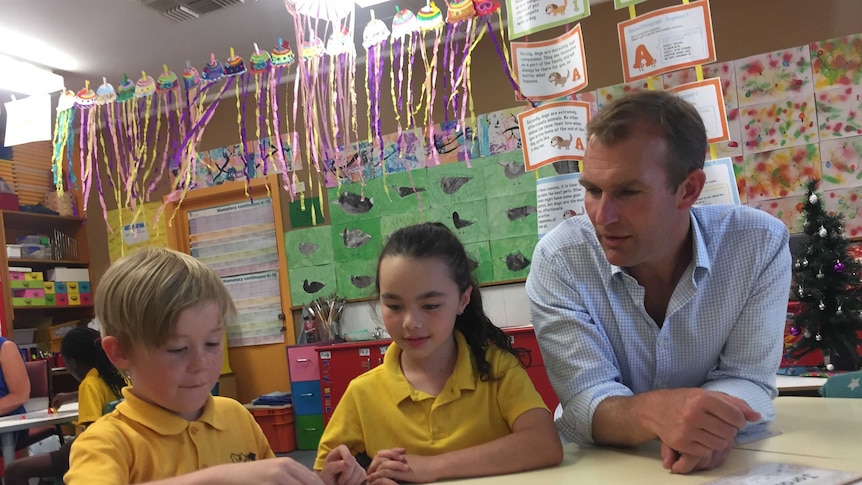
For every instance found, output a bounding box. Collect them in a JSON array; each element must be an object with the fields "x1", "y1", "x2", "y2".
[
  {"x1": 742, "y1": 144, "x2": 821, "y2": 202},
  {"x1": 424, "y1": 120, "x2": 480, "y2": 165},
  {"x1": 476, "y1": 107, "x2": 524, "y2": 156},
  {"x1": 569, "y1": 90, "x2": 598, "y2": 118},
  {"x1": 810, "y1": 34, "x2": 862, "y2": 90},
  {"x1": 710, "y1": 107, "x2": 744, "y2": 159},
  {"x1": 746, "y1": 196, "x2": 806, "y2": 233},
  {"x1": 735, "y1": 46, "x2": 814, "y2": 107},
  {"x1": 819, "y1": 135, "x2": 862, "y2": 191},
  {"x1": 662, "y1": 62, "x2": 739, "y2": 106},
  {"x1": 823, "y1": 187, "x2": 862, "y2": 237},
  {"x1": 595, "y1": 78, "x2": 663, "y2": 110},
  {"x1": 382, "y1": 129, "x2": 427, "y2": 174},
  {"x1": 816, "y1": 85, "x2": 862, "y2": 141},
  {"x1": 729, "y1": 156, "x2": 747, "y2": 204},
  {"x1": 323, "y1": 139, "x2": 382, "y2": 188},
  {"x1": 740, "y1": 93, "x2": 818, "y2": 155}
]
